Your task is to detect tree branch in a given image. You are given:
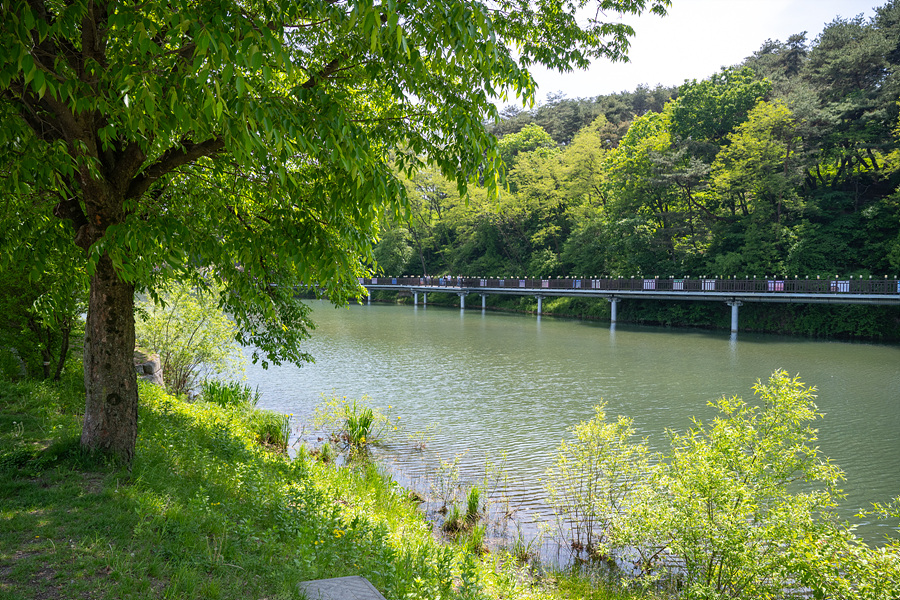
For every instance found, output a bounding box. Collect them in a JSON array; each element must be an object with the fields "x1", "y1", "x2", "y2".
[
  {"x1": 301, "y1": 55, "x2": 346, "y2": 89},
  {"x1": 125, "y1": 136, "x2": 226, "y2": 200}
]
